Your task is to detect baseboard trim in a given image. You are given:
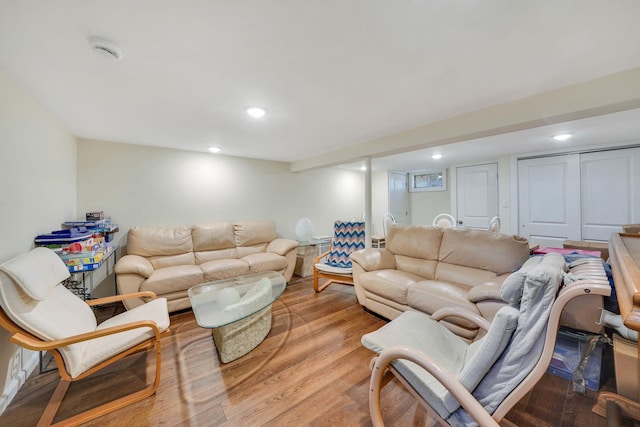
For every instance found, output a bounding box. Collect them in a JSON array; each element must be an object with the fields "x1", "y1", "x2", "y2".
[{"x1": 0, "y1": 350, "x2": 38, "y2": 415}]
